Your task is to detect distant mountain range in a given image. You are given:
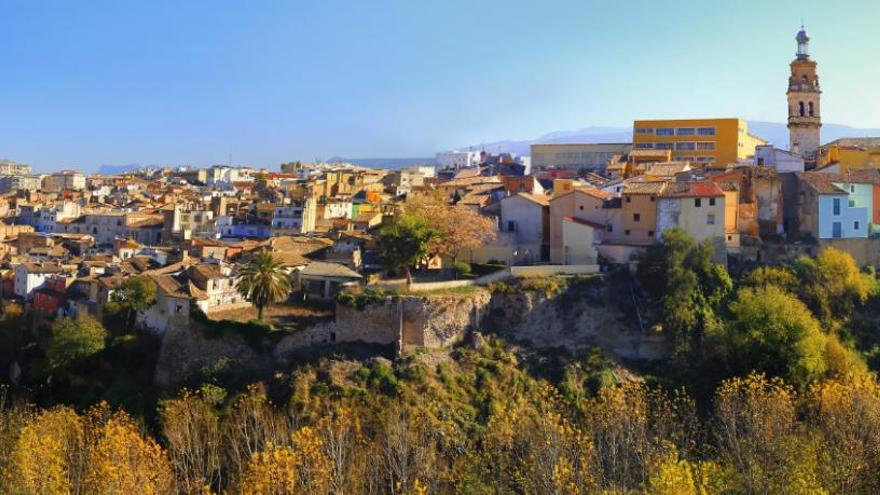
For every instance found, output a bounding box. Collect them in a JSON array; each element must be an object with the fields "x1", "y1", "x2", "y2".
[
  {"x1": 93, "y1": 121, "x2": 880, "y2": 174},
  {"x1": 456, "y1": 122, "x2": 880, "y2": 158}
]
